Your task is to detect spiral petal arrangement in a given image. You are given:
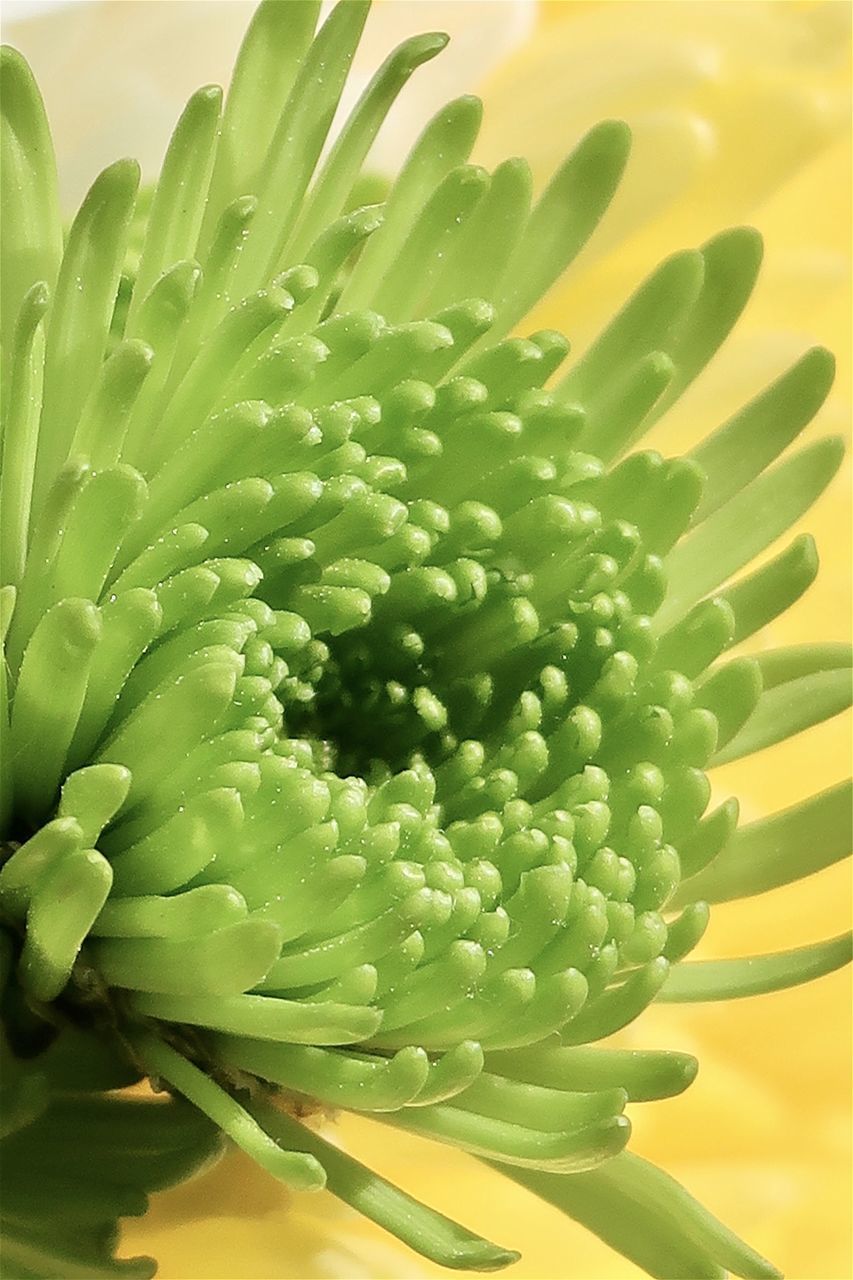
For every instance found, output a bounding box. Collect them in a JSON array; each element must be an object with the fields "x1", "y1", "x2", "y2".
[{"x1": 1, "y1": 4, "x2": 850, "y2": 1278}]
